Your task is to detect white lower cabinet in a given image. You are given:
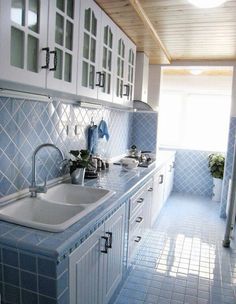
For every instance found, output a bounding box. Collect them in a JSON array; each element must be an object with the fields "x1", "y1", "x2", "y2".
[
  {"x1": 164, "y1": 156, "x2": 175, "y2": 202},
  {"x1": 151, "y1": 166, "x2": 166, "y2": 226},
  {"x1": 69, "y1": 204, "x2": 125, "y2": 304}
]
